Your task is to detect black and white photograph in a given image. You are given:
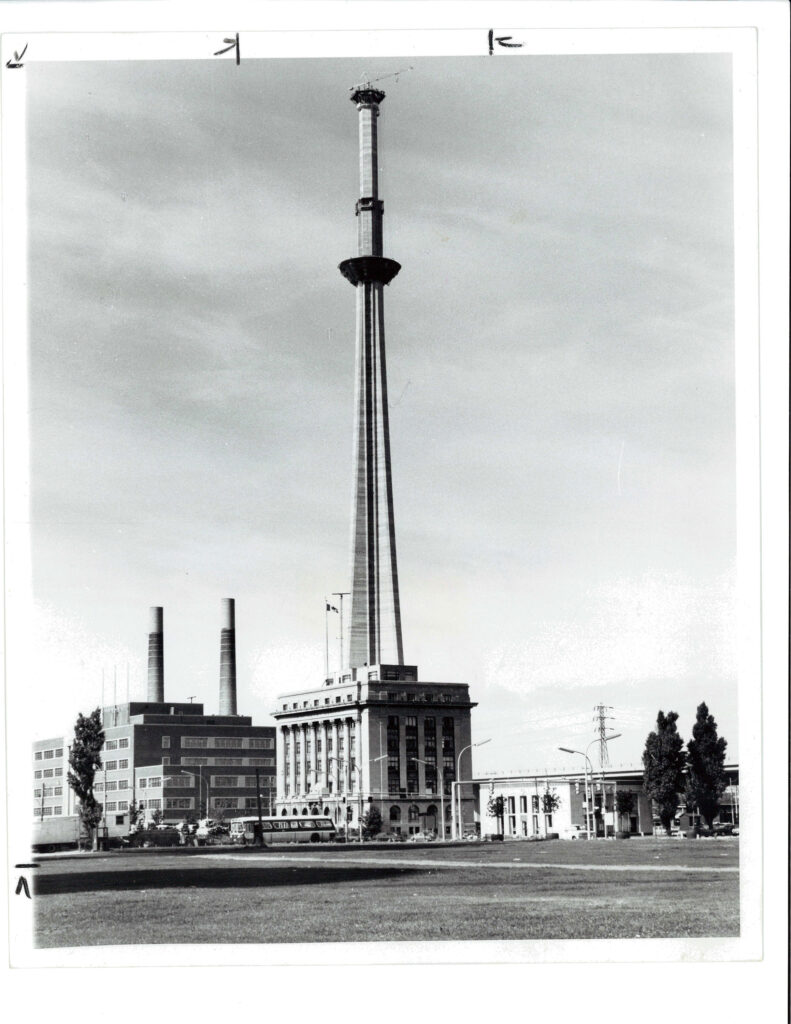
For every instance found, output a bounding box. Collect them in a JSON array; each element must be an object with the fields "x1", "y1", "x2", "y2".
[{"x1": 2, "y1": 0, "x2": 787, "y2": 1000}]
